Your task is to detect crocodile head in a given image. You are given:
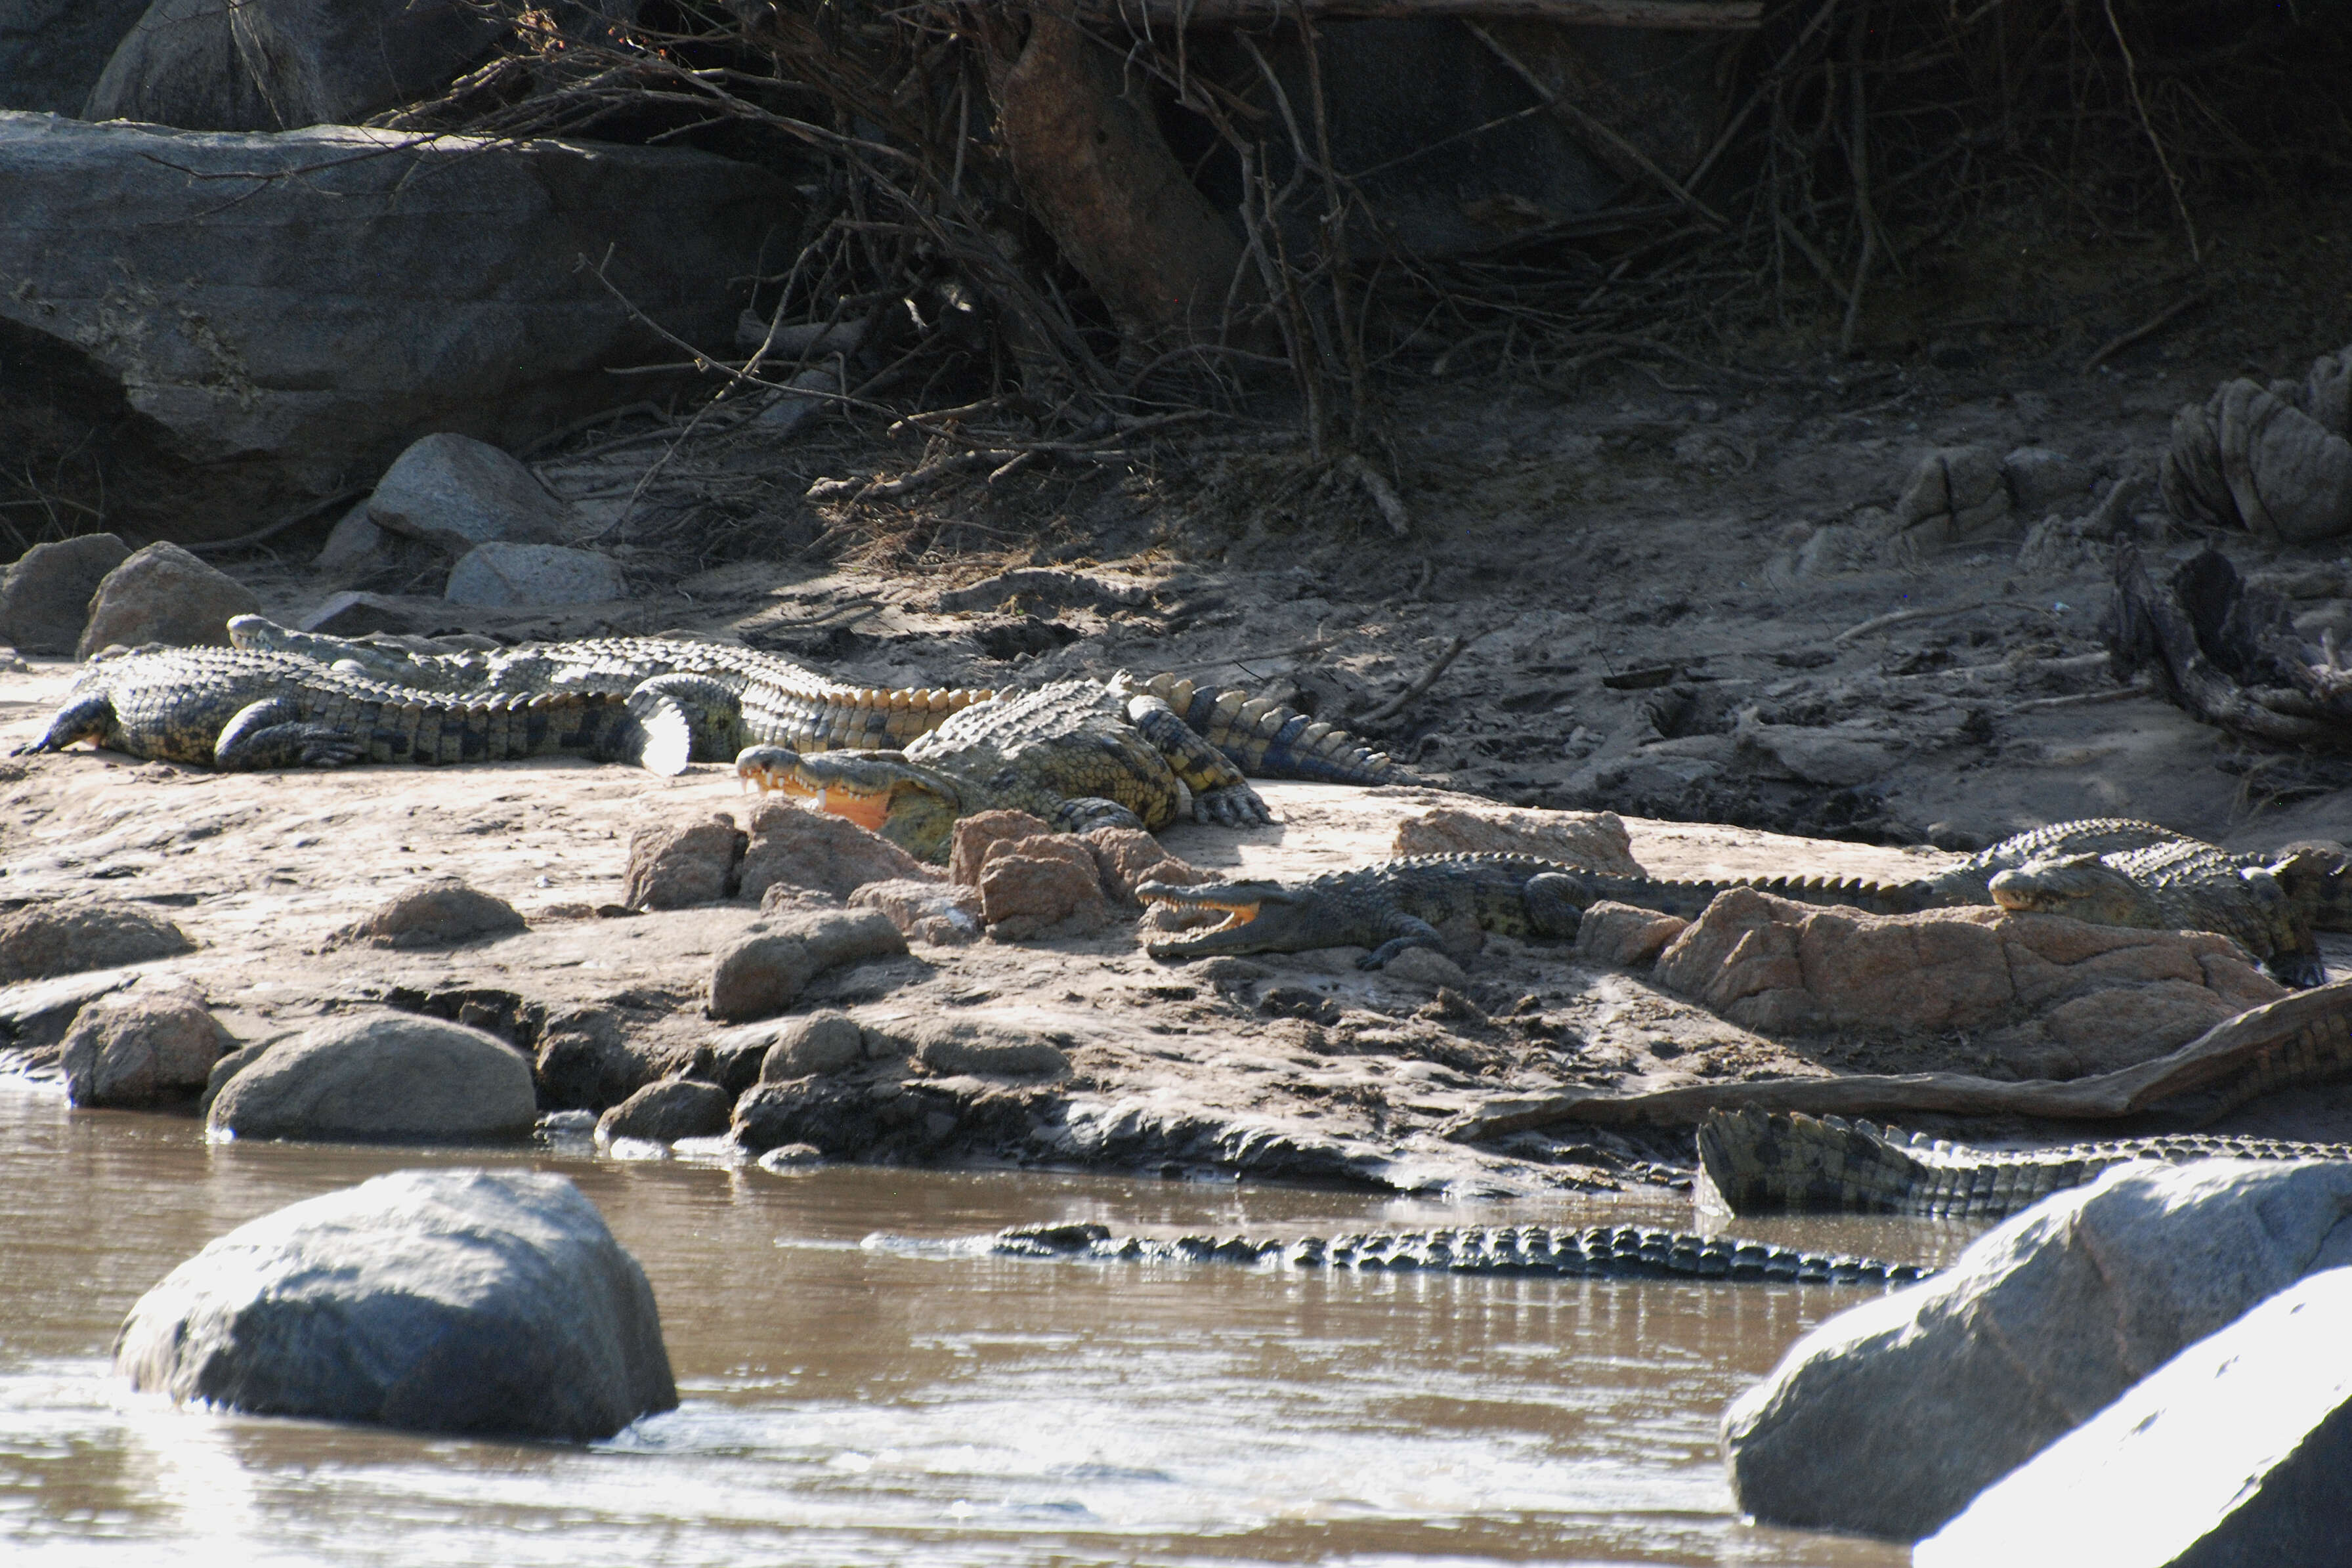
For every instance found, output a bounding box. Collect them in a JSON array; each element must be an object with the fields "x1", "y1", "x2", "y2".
[
  {"x1": 2271, "y1": 841, "x2": 2352, "y2": 932},
  {"x1": 1139, "y1": 878, "x2": 1346, "y2": 960},
  {"x1": 735, "y1": 744, "x2": 964, "y2": 860},
  {"x1": 1989, "y1": 853, "x2": 2322, "y2": 986}
]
